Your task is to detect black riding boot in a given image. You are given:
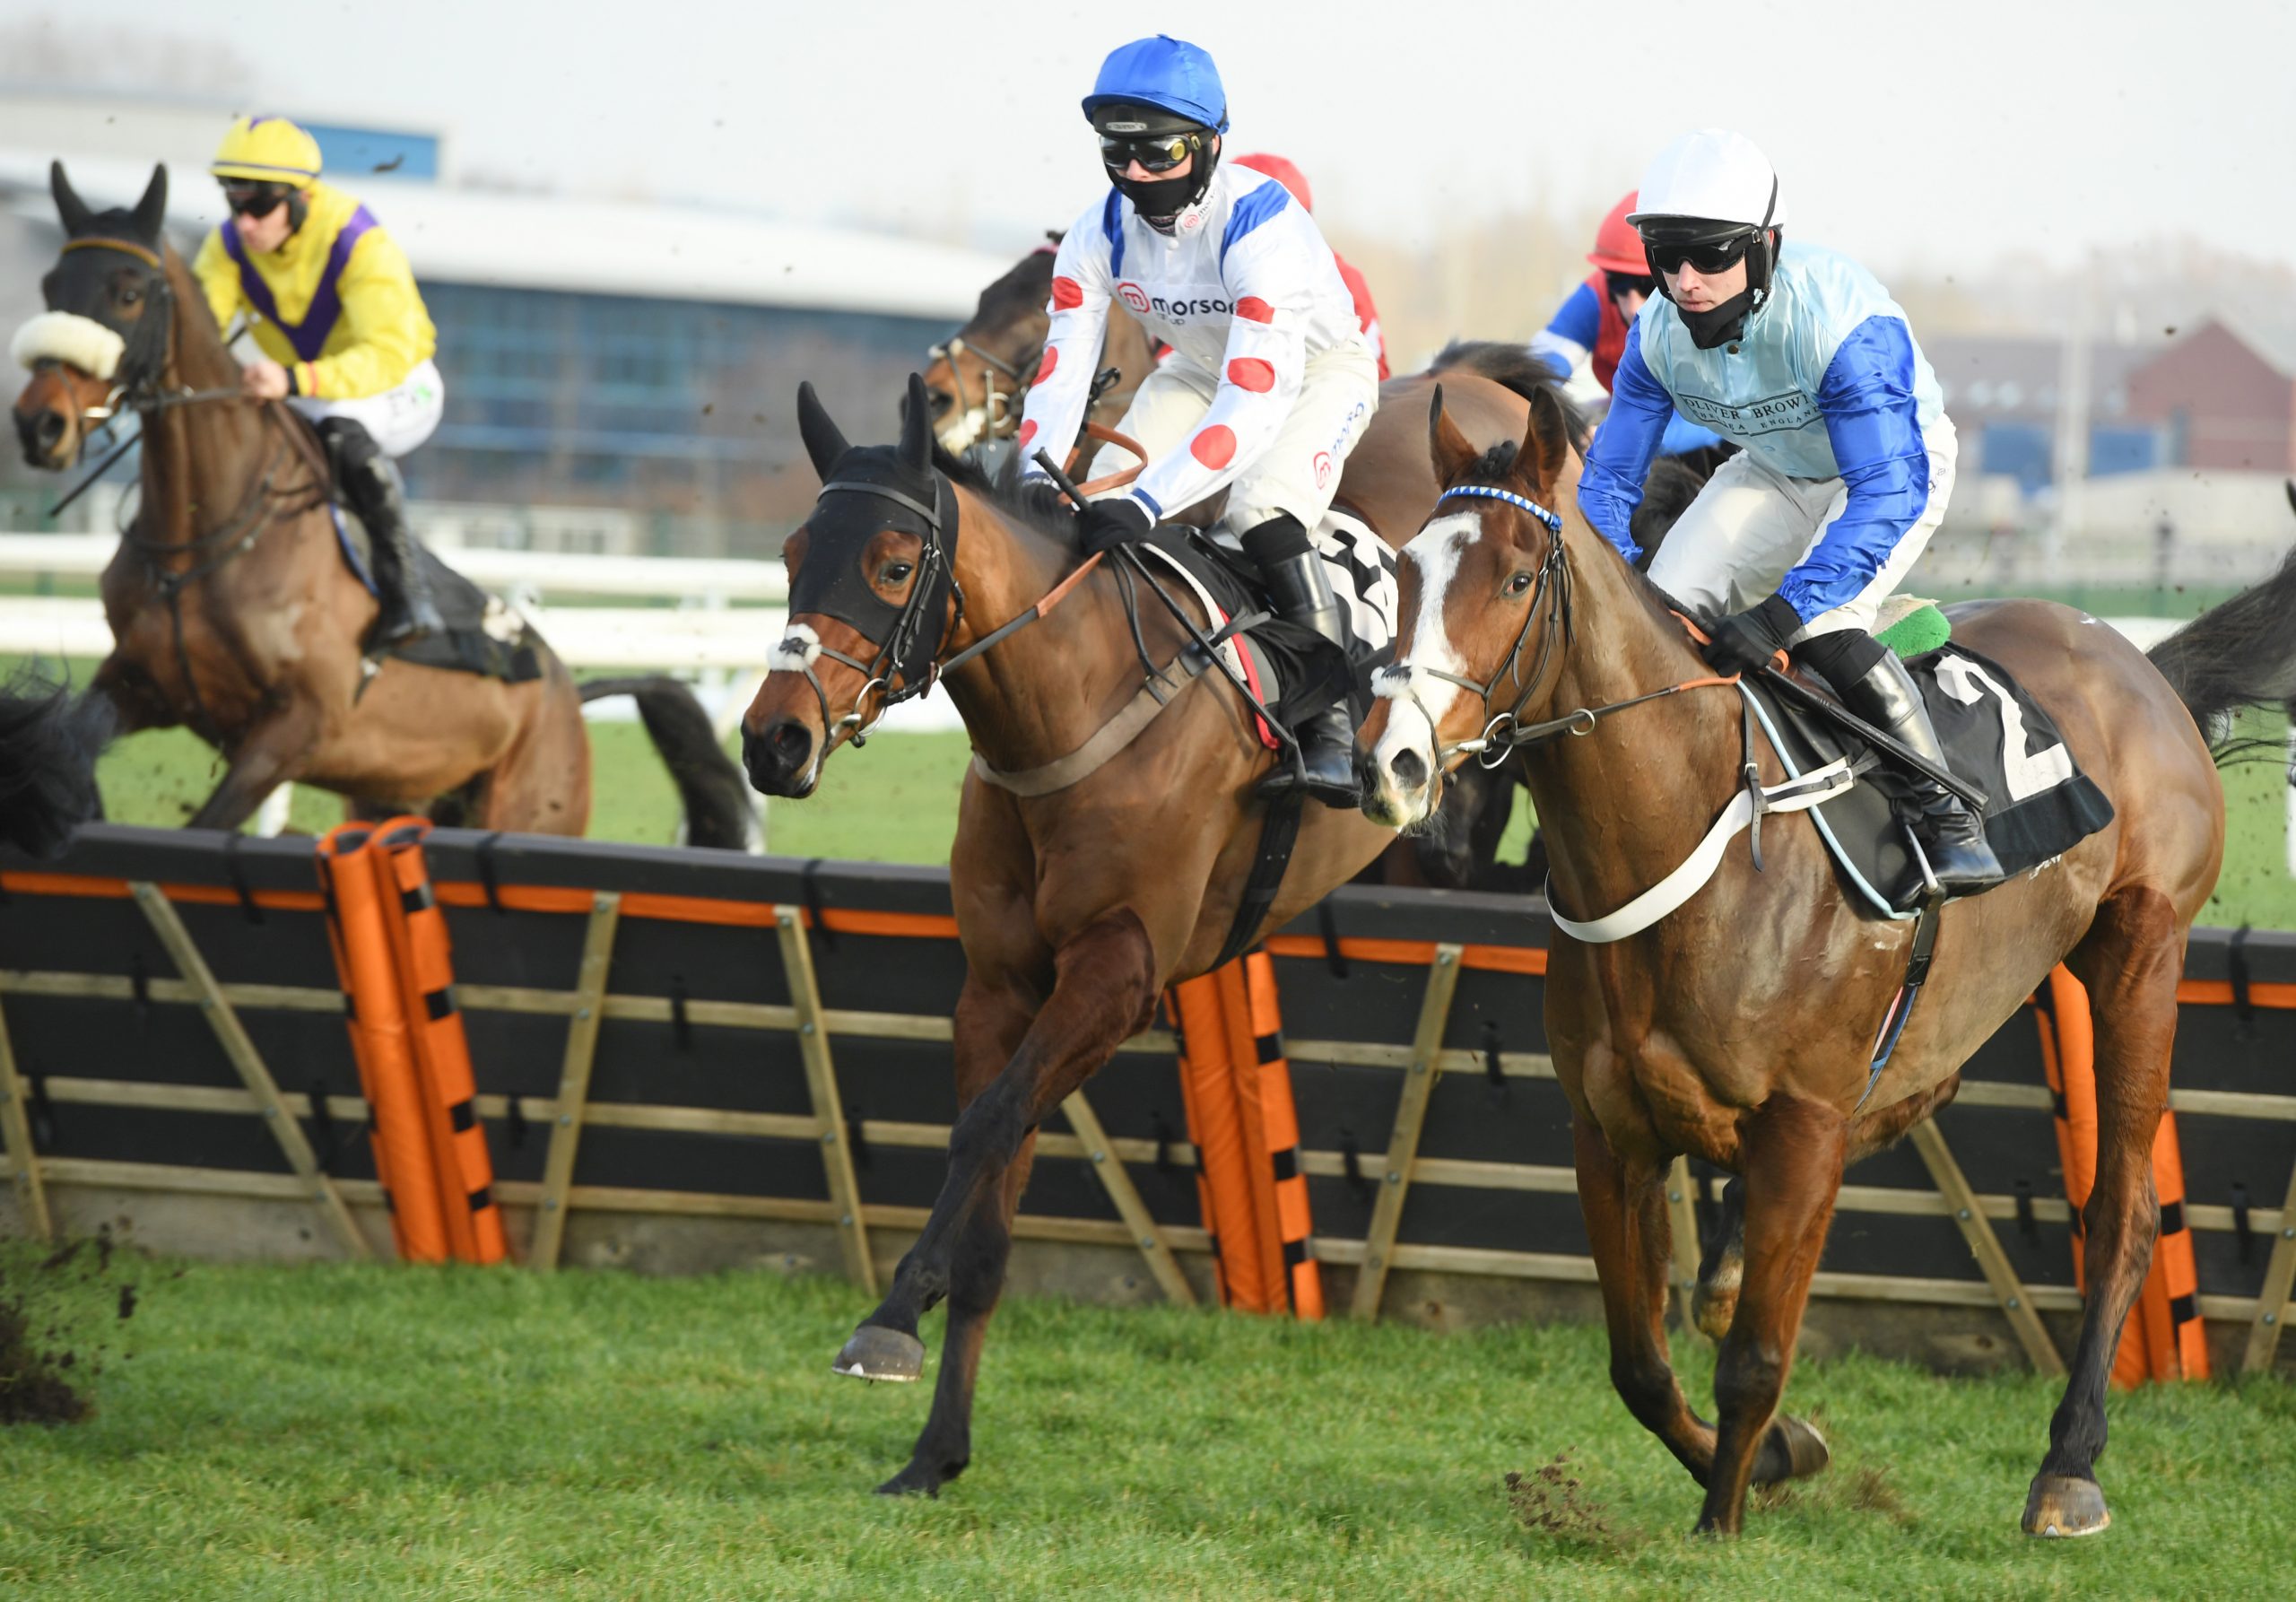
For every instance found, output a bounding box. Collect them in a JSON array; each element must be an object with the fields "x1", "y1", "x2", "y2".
[
  {"x1": 321, "y1": 418, "x2": 441, "y2": 647},
  {"x1": 1821, "y1": 644, "x2": 2005, "y2": 903},
  {"x1": 1244, "y1": 517, "x2": 1360, "y2": 809}
]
